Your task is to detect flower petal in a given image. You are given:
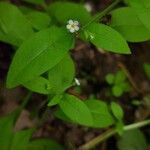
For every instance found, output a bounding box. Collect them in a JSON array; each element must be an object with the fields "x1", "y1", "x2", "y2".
[
  {"x1": 70, "y1": 28, "x2": 75, "y2": 33},
  {"x1": 74, "y1": 21, "x2": 79, "y2": 26},
  {"x1": 74, "y1": 26, "x2": 79, "y2": 31},
  {"x1": 68, "y1": 20, "x2": 74, "y2": 25},
  {"x1": 66, "y1": 24, "x2": 72, "y2": 29}
]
